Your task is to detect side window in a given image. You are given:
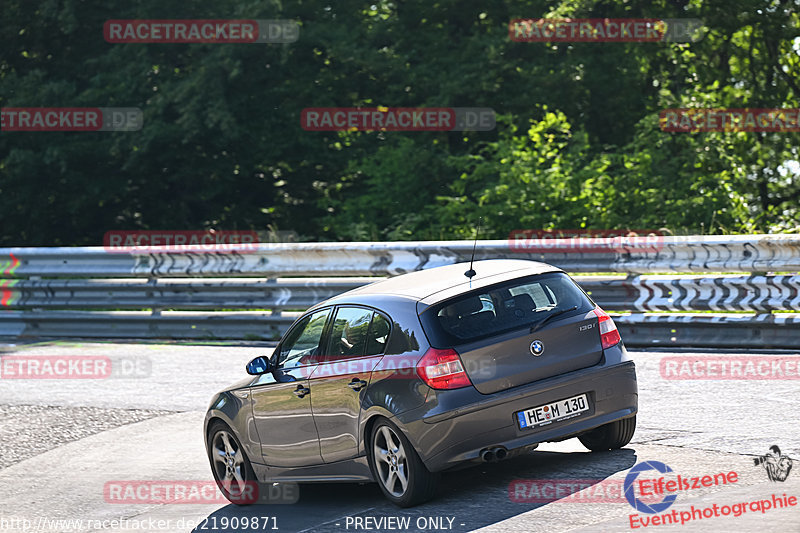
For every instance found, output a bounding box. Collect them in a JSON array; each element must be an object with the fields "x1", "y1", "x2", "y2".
[
  {"x1": 278, "y1": 309, "x2": 331, "y2": 368},
  {"x1": 325, "y1": 307, "x2": 373, "y2": 358},
  {"x1": 365, "y1": 312, "x2": 391, "y2": 356}
]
